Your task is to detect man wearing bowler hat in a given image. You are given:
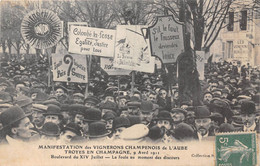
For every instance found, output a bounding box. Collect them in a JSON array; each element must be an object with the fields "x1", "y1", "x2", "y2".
[
  {"x1": 81, "y1": 108, "x2": 102, "y2": 136},
  {"x1": 87, "y1": 121, "x2": 111, "y2": 141},
  {"x1": 60, "y1": 122, "x2": 82, "y2": 143},
  {"x1": 239, "y1": 100, "x2": 260, "y2": 133},
  {"x1": 154, "y1": 110, "x2": 175, "y2": 143},
  {"x1": 0, "y1": 106, "x2": 34, "y2": 145},
  {"x1": 40, "y1": 122, "x2": 61, "y2": 141},
  {"x1": 43, "y1": 104, "x2": 63, "y2": 128},
  {"x1": 112, "y1": 116, "x2": 130, "y2": 140},
  {"x1": 70, "y1": 104, "x2": 87, "y2": 127},
  {"x1": 194, "y1": 106, "x2": 214, "y2": 141}
]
